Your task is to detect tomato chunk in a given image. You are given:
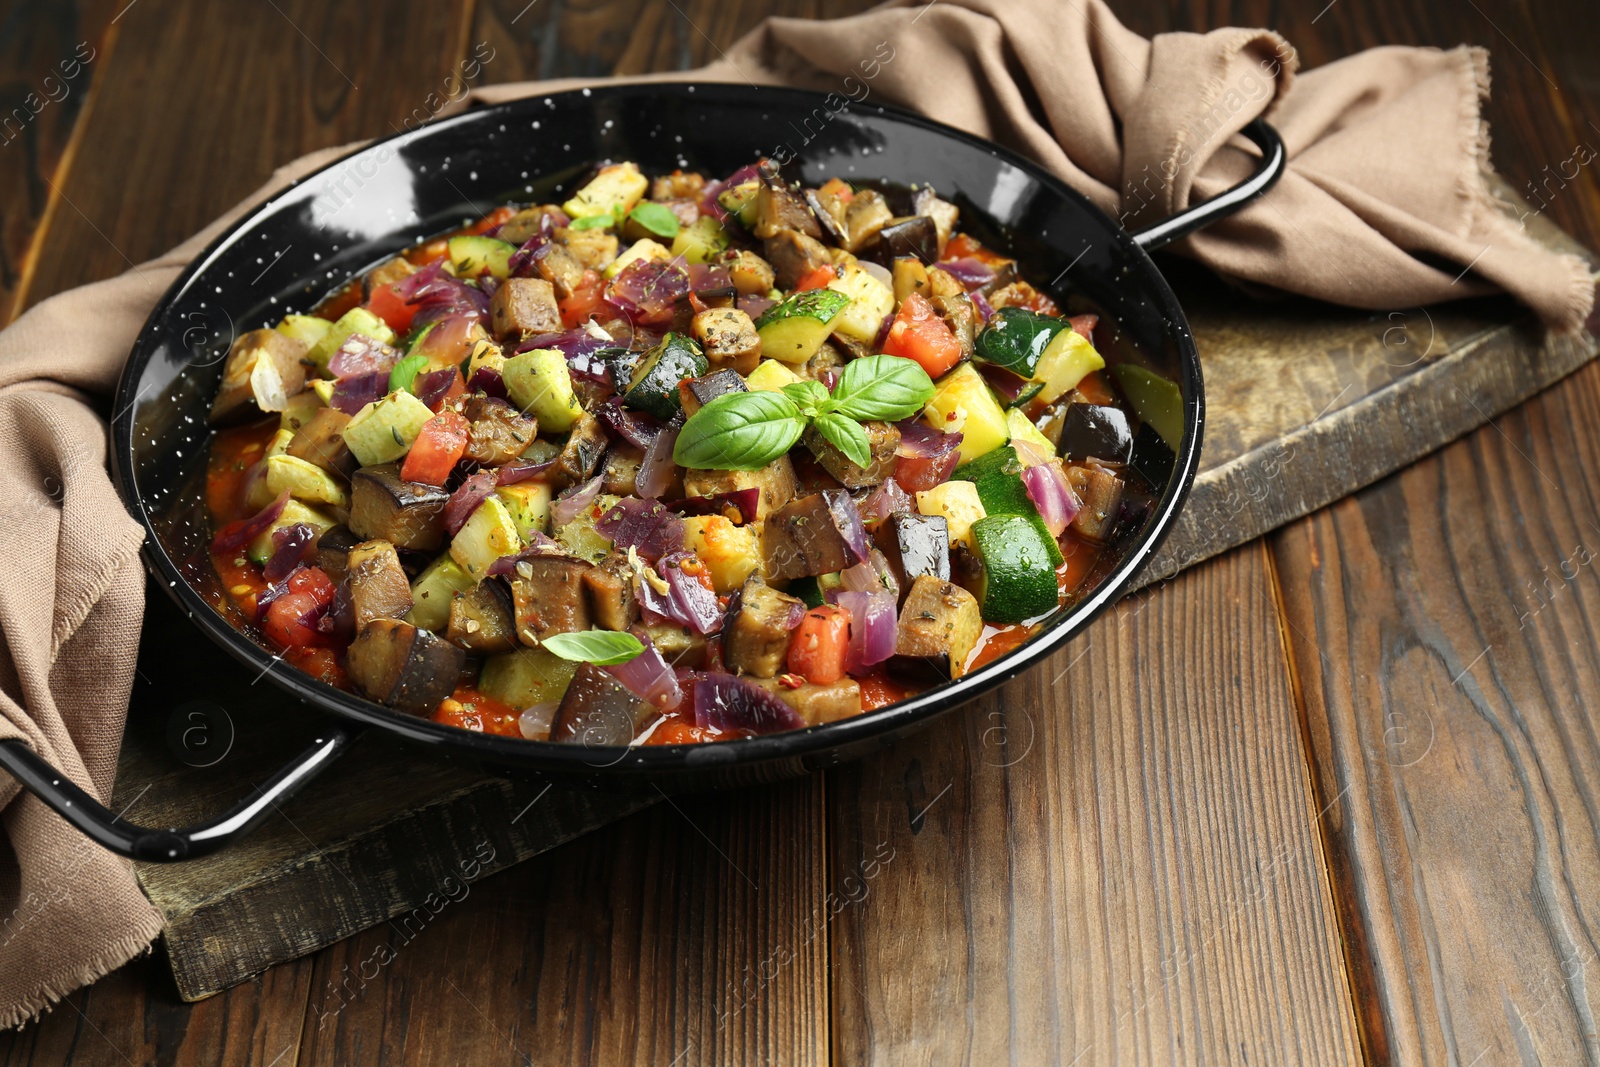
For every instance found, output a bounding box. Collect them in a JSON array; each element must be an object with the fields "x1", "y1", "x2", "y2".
[
  {"x1": 788, "y1": 604, "x2": 850, "y2": 685},
  {"x1": 365, "y1": 281, "x2": 417, "y2": 334},
  {"x1": 559, "y1": 269, "x2": 606, "y2": 328},
  {"x1": 400, "y1": 410, "x2": 470, "y2": 487},
  {"x1": 881, "y1": 293, "x2": 962, "y2": 378},
  {"x1": 794, "y1": 264, "x2": 837, "y2": 291},
  {"x1": 262, "y1": 567, "x2": 336, "y2": 650}
]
